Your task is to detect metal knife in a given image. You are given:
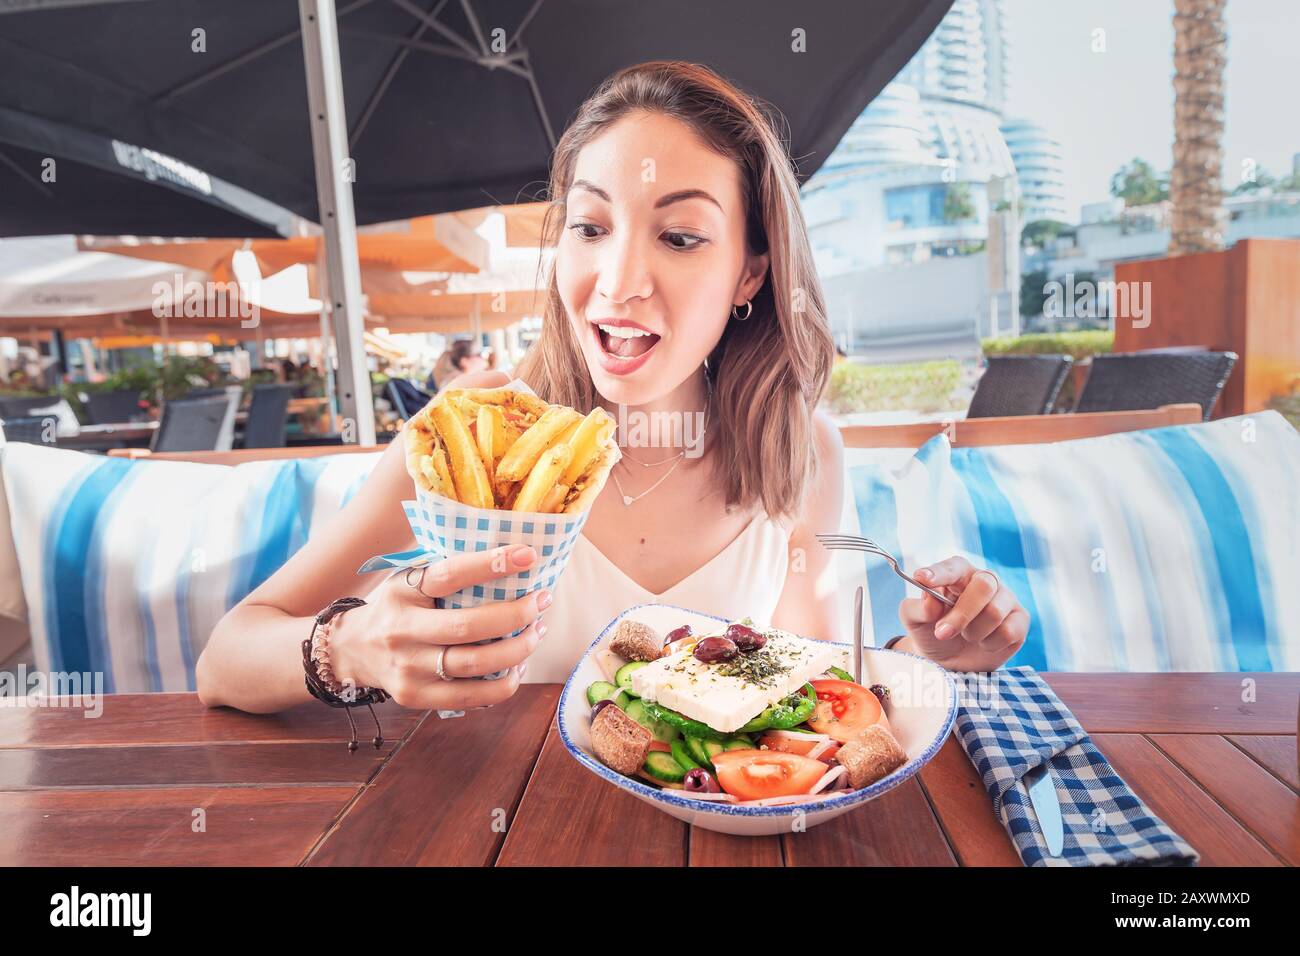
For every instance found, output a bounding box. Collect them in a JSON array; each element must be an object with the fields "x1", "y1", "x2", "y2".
[
  {"x1": 852, "y1": 585, "x2": 864, "y2": 685},
  {"x1": 1024, "y1": 761, "x2": 1064, "y2": 857}
]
